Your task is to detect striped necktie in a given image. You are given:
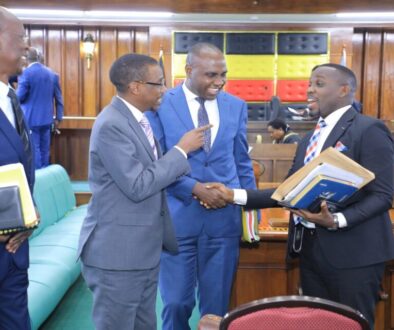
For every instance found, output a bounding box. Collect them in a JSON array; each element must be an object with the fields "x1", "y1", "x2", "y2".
[
  {"x1": 8, "y1": 88, "x2": 33, "y2": 171},
  {"x1": 140, "y1": 114, "x2": 158, "y2": 159},
  {"x1": 196, "y1": 97, "x2": 211, "y2": 153},
  {"x1": 304, "y1": 118, "x2": 327, "y2": 164},
  {"x1": 295, "y1": 118, "x2": 327, "y2": 228}
]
